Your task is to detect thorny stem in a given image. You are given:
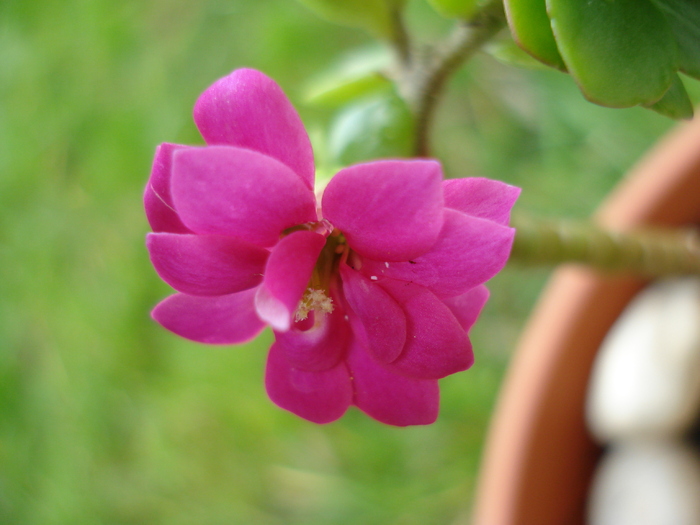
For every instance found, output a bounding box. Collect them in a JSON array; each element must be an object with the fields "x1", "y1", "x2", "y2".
[
  {"x1": 394, "y1": 0, "x2": 507, "y2": 157},
  {"x1": 510, "y1": 215, "x2": 700, "y2": 277}
]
